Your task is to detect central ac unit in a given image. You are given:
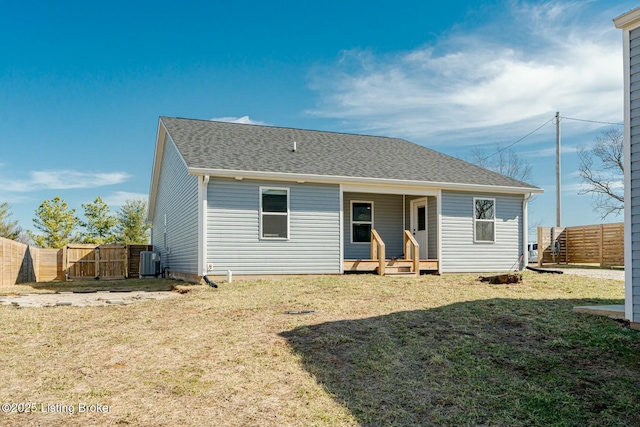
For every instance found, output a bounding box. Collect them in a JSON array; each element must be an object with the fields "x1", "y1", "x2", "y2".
[{"x1": 140, "y1": 251, "x2": 161, "y2": 278}]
